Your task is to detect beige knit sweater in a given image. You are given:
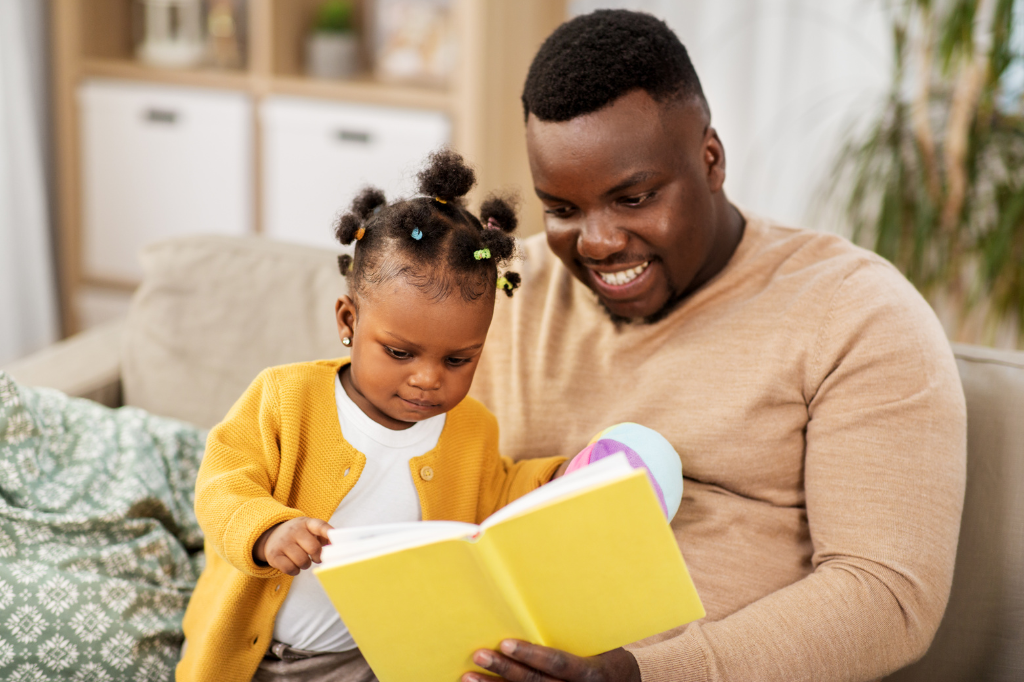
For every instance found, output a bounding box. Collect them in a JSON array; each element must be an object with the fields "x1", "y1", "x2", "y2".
[{"x1": 470, "y1": 214, "x2": 967, "y2": 682}]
